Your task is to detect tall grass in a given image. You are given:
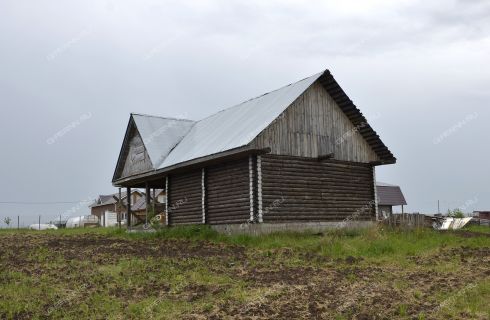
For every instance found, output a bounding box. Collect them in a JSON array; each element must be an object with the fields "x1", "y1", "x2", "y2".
[
  {"x1": 106, "y1": 225, "x2": 490, "y2": 261},
  {"x1": 3, "y1": 224, "x2": 488, "y2": 261}
]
